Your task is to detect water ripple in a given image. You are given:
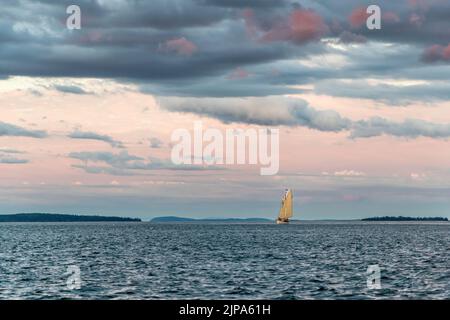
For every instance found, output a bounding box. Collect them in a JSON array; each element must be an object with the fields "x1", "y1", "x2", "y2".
[{"x1": 0, "y1": 222, "x2": 448, "y2": 299}]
